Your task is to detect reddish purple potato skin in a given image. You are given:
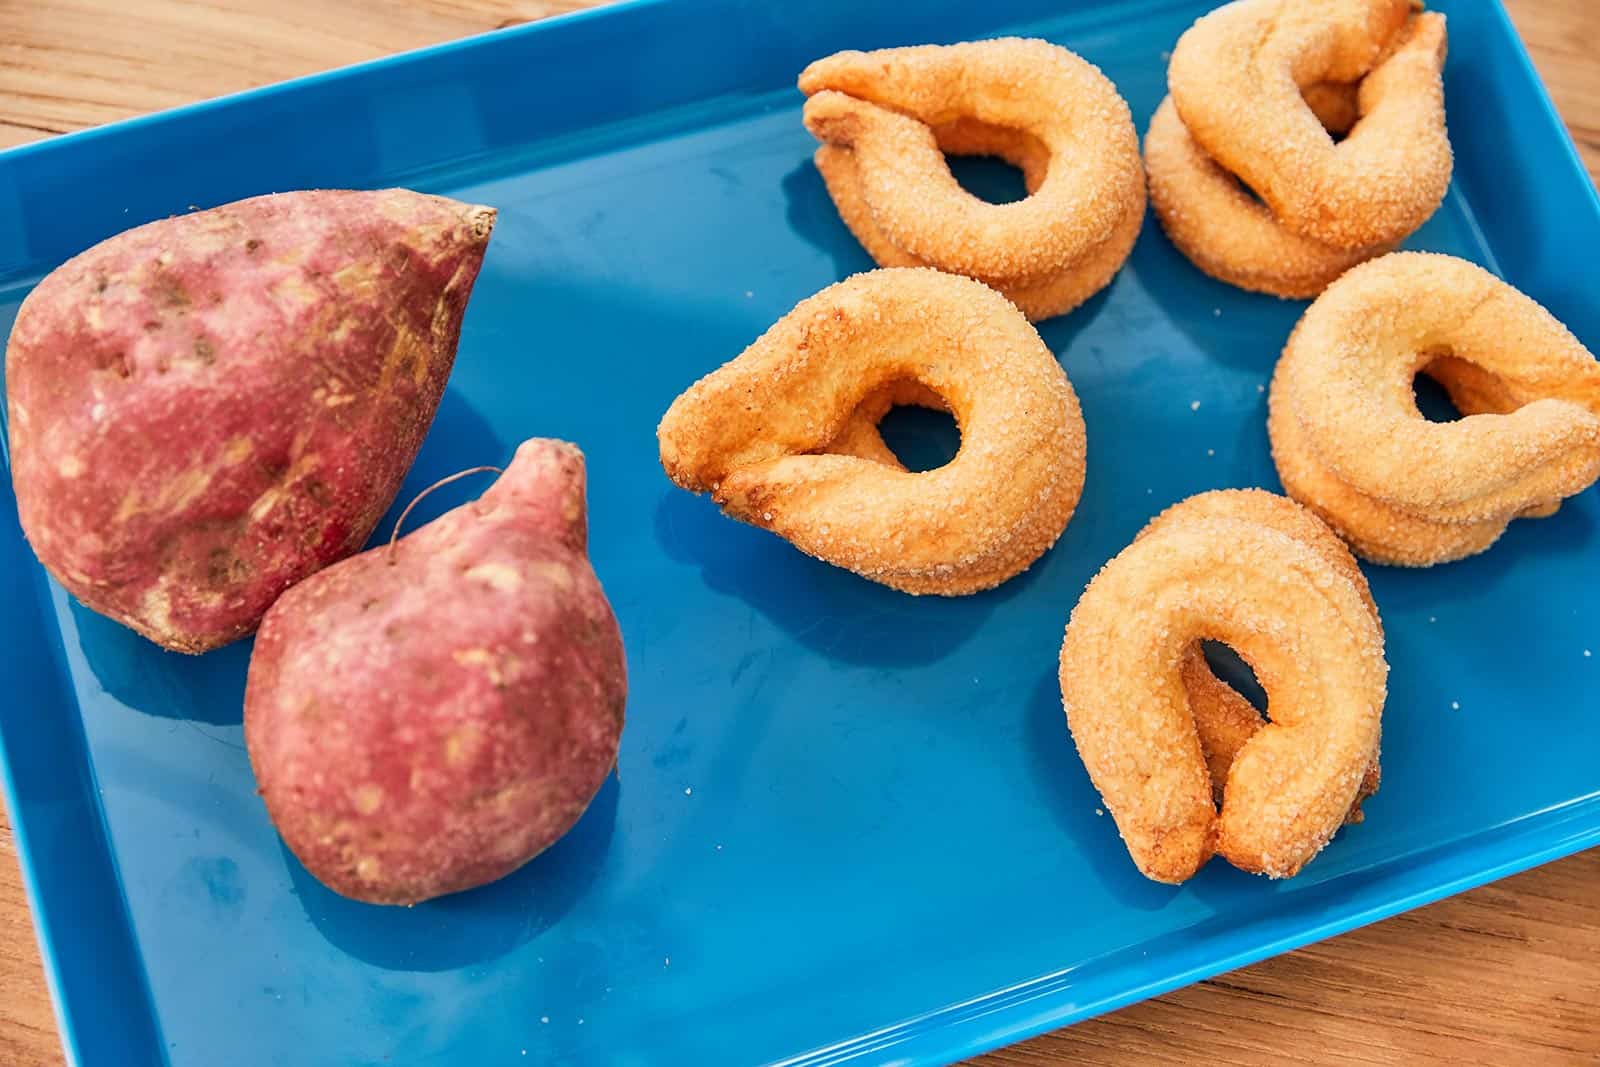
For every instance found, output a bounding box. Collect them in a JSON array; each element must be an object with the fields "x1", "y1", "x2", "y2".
[
  {"x1": 243, "y1": 439, "x2": 627, "y2": 906},
  {"x1": 5, "y1": 188, "x2": 496, "y2": 653}
]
